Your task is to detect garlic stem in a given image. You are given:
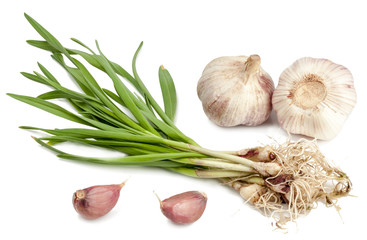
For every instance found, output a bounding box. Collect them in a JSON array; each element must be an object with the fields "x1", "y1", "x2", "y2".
[
  {"x1": 186, "y1": 144, "x2": 257, "y2": 167},
  {"x1": 119, "y1": 178, "x2": 129, "y2": 188},
  {"x1": 243, "y1": 176, "x2": 265, "y2": 185},
  {"x1": 167, "y1": 167, "x2": 251, "y2": 178},
  {"x1": 167, "y1": 141, "x2": 280, "y2": 176},
  {"x1": 183, "y1": 158, "x2": 254, "y2": 172},
  {"x1": 196, "y1": 170, "x2": 252, "y2": 178},
  {"x1": 243, "y1": 54, "x2": 261, "y2": 82},
  {"x1": 153, "y1": 190, "x2": 163, "y2": 208}
]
